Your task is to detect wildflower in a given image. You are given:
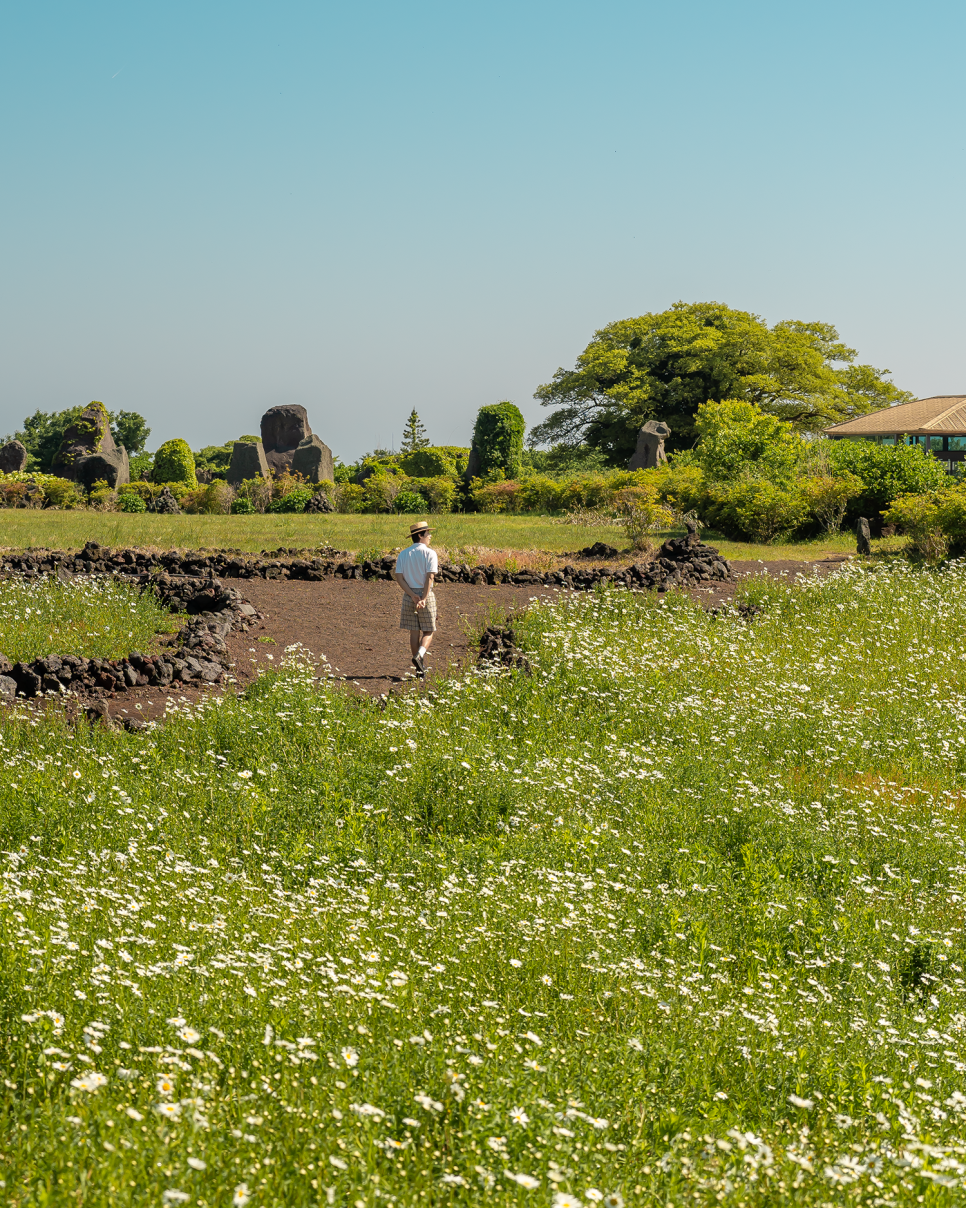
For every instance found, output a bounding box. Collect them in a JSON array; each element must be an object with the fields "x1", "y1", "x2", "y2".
[
  {"x1": 603, "y1": 1196, "x2": 624, "y2": 1208},
  {"x1": 487, "y1": 1136, "x2": 508, "y2": 1152},
  {"x1": 157, "y1": 1103, "x2": 182, "y2": 1120},
  {"x1": 341, "y1": 1046, "x2": 359, "y2": 1067},
  {"x1": 510, "y1": 1106, "x2": 530, "y2": 1125},
  {"x1": 70, "y1": 1071, "x2": 108, "y2": 1092},
  {"x1": 237, "y1": 770, "x2": 253, "y2": 779},
  {"x1": 554, "y1": 1195, "x2": 583, "y2": 1208},
  {"x1": 126, "y1": 1107, "x2": 144, "y2": 1121},
  {"x1": 177, "y1": 1027, "x2": 201, "y2": 1044},
  {"x1": 350, "y1": 1103, "x2": 385, "y2": 1119},
  {"x1": 441, "y1": 1174, "x2": 467, "y2": 1186},
  {"x1": 585, "y1": 1192, "x2": 604, "y2": 1203},
  {"x1": 415, "y1": 1093, "x2": 443, "y2": 1112},
  {"x1": 788, "y1": 1094, "x2": 815, "y2": 1109},
  {"x1": 524, "y1": 1031, "x2": 542, "y2": 1045},
  {"x1": 232, "y1": 1185, "x2": 251, "y2": 1207},
  {"x1": 541, "y1": 974, "x2": 553, "y2": 985},
  {"x1": 157, "y1": 1076, "x2": 176, "y2": 1096},
  {"x1": 506, "y1": 1172, "x2": 540, "y2": 1188},
  {"x1": 187, "y1": 1157, "x2": 206, "y2": 1170},
  {"x1": 162, "y1": 1192, "x2": 189, "y2": 1205},
  {"x1": 329, "y1": 1156, "x2": 348, "y2": 1170},
  {"x1": 168, "y1": 1016, "x2": 187, "y2": 1027},
  {"x1": 509, "y1": 958, "x2": 522, "y2": 967}
]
